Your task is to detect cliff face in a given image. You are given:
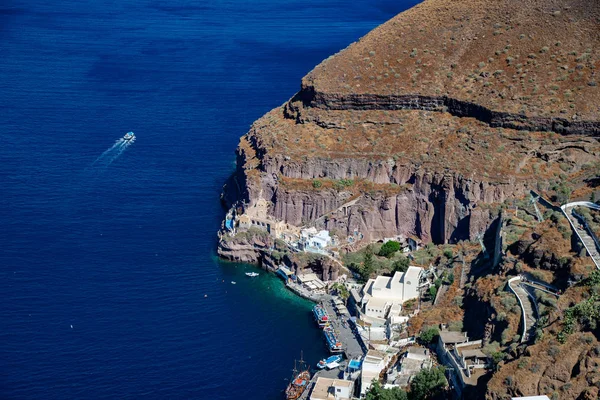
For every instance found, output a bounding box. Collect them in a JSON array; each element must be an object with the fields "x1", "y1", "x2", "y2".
[
  {"x1": 221, "y1": 0, "x2": 600, "y2": 246},
  {"x1": 219, "y1": 0, "x2": 600, "y2": 397}
]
